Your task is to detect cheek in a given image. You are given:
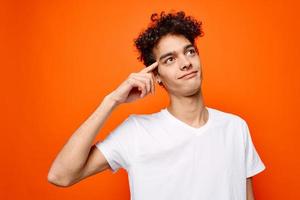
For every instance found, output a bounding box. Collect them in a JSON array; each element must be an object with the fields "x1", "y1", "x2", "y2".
[
  {"x1": 157, "y1": 65, "x2": 168, "y2": 77},
  {"x1": 157, "y1": 66, "x2": 162, "y2": 75},
  {"x1": 167, "y1": 72, "x2": 179, "y2": 83},
  {"x1": 158, "y1": 68, "x2": 175, "y2": 82},
  {"x1": 193, "y1": 55, "x2": 201, "y2": 66}
]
